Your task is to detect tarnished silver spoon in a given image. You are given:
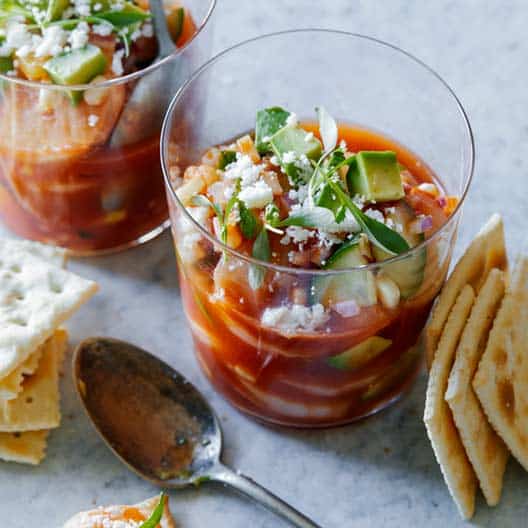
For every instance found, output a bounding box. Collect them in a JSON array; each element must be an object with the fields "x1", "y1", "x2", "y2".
[{"x1": 73, "y1": 337, "x2": 321, "y2": 528}]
